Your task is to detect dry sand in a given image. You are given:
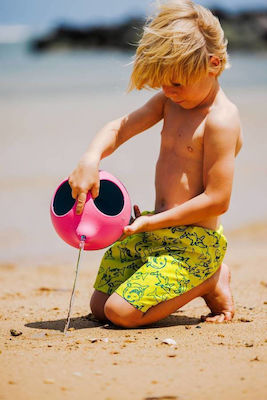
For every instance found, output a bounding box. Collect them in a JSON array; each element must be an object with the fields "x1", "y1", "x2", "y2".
[{"x1": 0, "y1": 222, "x2": 266, "y2": 400}]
